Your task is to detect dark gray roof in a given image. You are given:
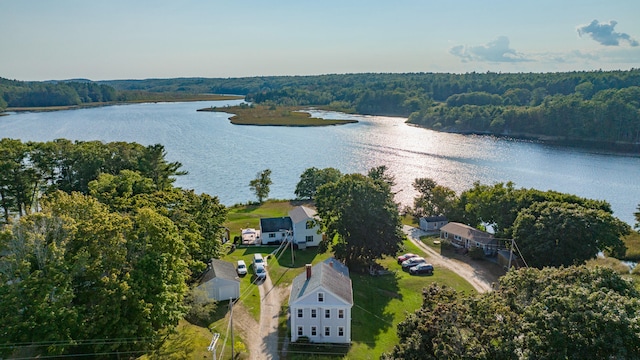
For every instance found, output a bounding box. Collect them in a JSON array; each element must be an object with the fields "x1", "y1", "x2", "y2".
[
  {"x1": 200, "y1": 259, "x2": 239, "y2": 283},
  {"x1": 441, "y1": 222, "x2": 494, "y2": 244},
  {"x1": 290, "y1": 259, "x2": 353, "y2": 305},
  {"x1": 260, "y1": 217, "x2": 293, "y2": 233},
  {"x1": 422, "y1": 215, "x2": 448, "y2": 222}
]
